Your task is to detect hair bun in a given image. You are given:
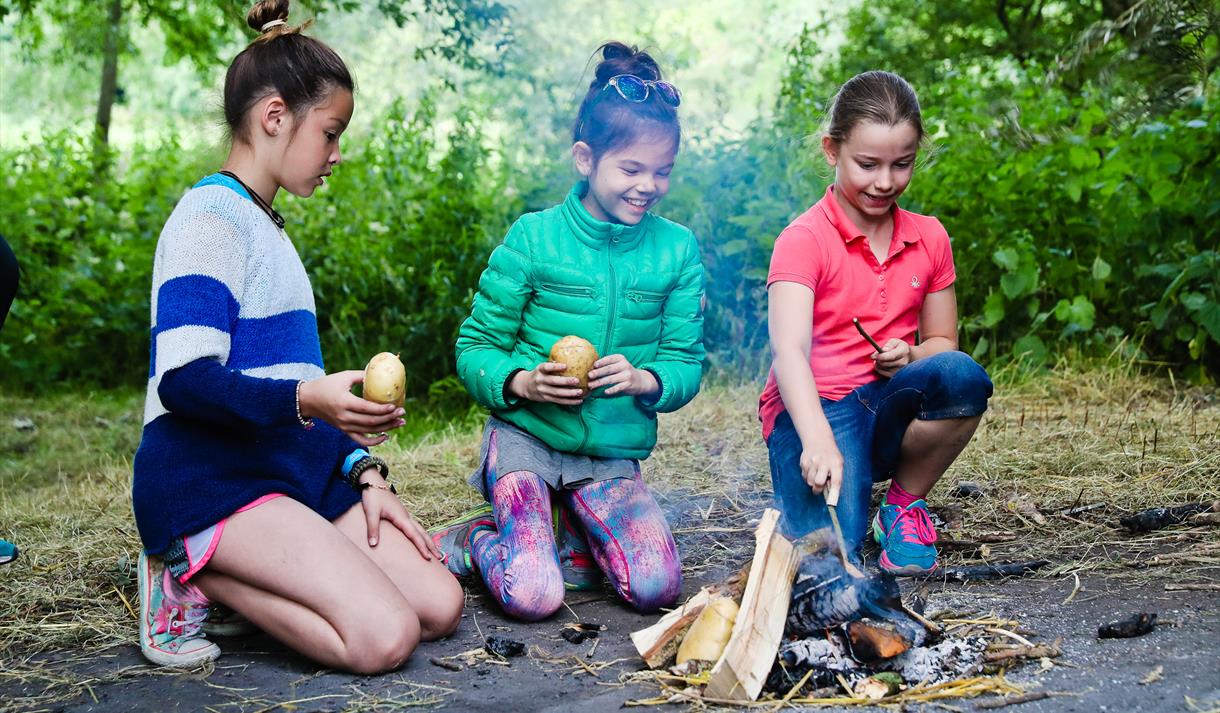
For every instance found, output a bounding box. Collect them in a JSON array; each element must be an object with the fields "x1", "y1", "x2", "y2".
[
  {"x1": 247, "y1": 0, "x2": 290, "y2": 33},
  {"x1": 592, "y1": 41, "x2": 662, "y2": 84}
]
